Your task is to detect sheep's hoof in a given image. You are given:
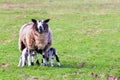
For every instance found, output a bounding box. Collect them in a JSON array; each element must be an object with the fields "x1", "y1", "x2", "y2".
[
  {"x1": 42, "y1": 63, "x2": 47, "y2": 66},
  {"x1": 36, "y1": 60, "x2": 40, "y2": 66},
  {"x1": 42, "y1": 63, "x2": 46, "y2": 66},
  {"x1": 57, "y1": 63, "x2": 61, "y2": 67},
  {"x1": 18, "y1": 64, "x2": 20, "y2": 67},
  {"x1": 51, "y1": 64, "x2": 54, "y2": 67},
  {"x1": 22, "y1": 65, "x2": 25, "y2": 67},
  {"x1": 28, "y1": 64, "x2": 31, "y2": 66},
  {"x1": 31, "y1": 62, "x2": 34, "y2": 66},
  {"x1": 28, "y1": 63, "x2": 31, "y2": 66},
  {"x1": 25, "y1": 62, "x2": 26, "y2": 65}
]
